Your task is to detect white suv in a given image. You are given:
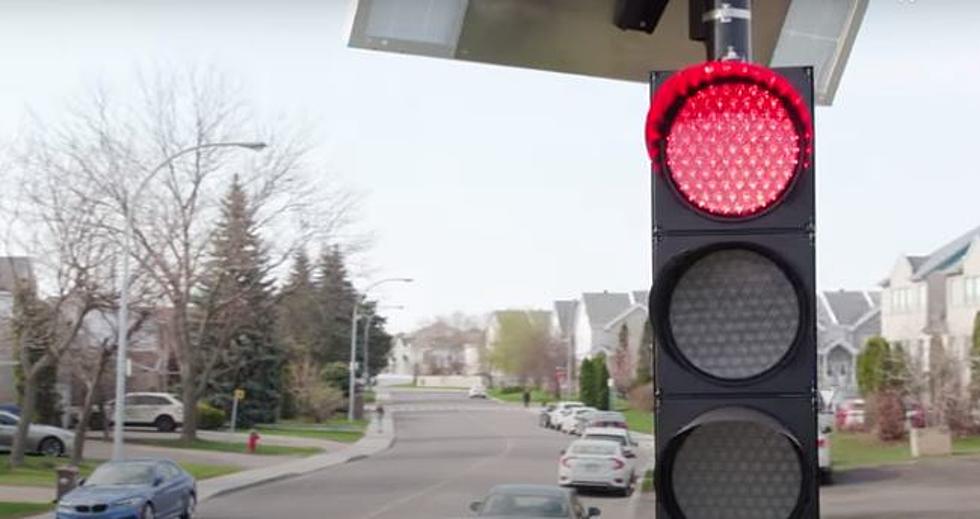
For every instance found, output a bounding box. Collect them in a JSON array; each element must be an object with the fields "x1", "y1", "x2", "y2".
[{"x1": 108, "y1": 392, "x2": 184, "y2": 432}]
